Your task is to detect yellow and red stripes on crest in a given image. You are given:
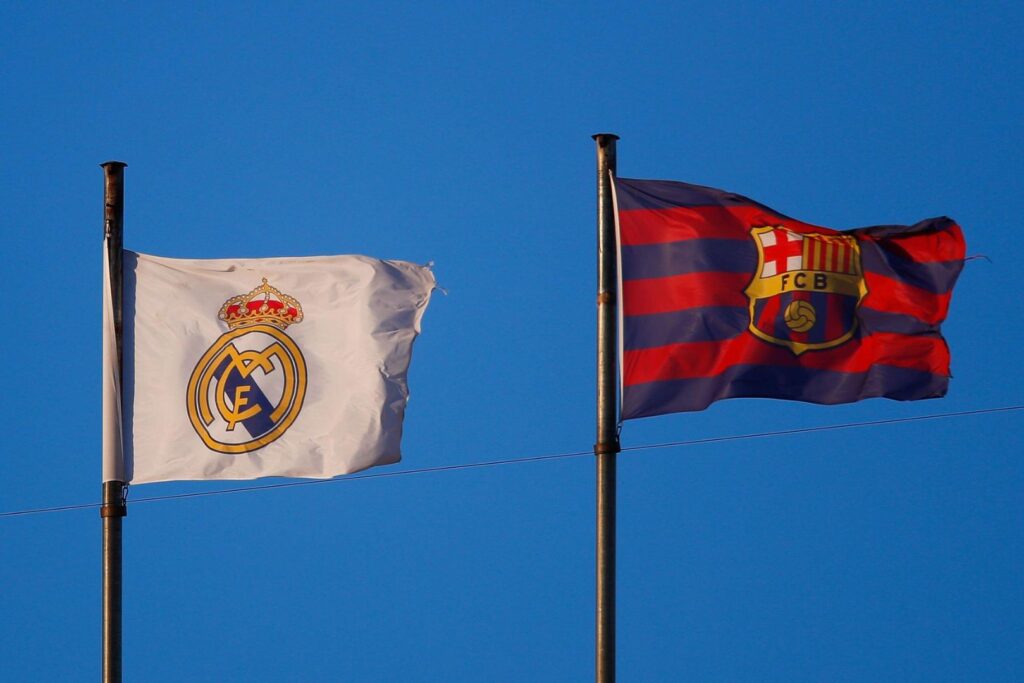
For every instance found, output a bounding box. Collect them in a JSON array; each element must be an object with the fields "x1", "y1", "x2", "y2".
[{"x1": 802, "y1": 233, "x2": 860, "y2": 275}]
